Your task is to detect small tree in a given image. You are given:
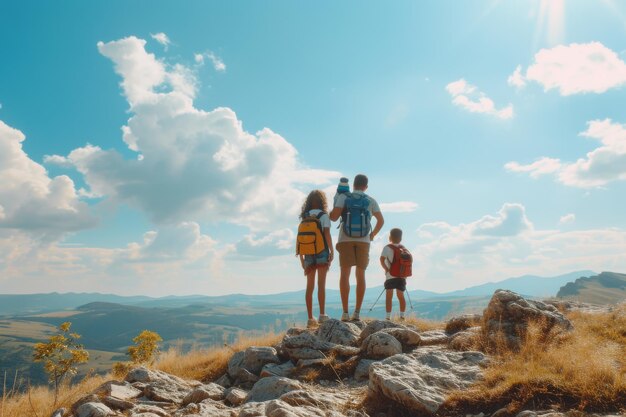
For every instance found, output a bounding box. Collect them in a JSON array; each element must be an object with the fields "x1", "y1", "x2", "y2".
[
  {"x1": 128, "y1": 330, "x2": 162, "y2": 364},
  {"x1": 33, "y1": 322, "x2": 89, "y2": 404}
]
